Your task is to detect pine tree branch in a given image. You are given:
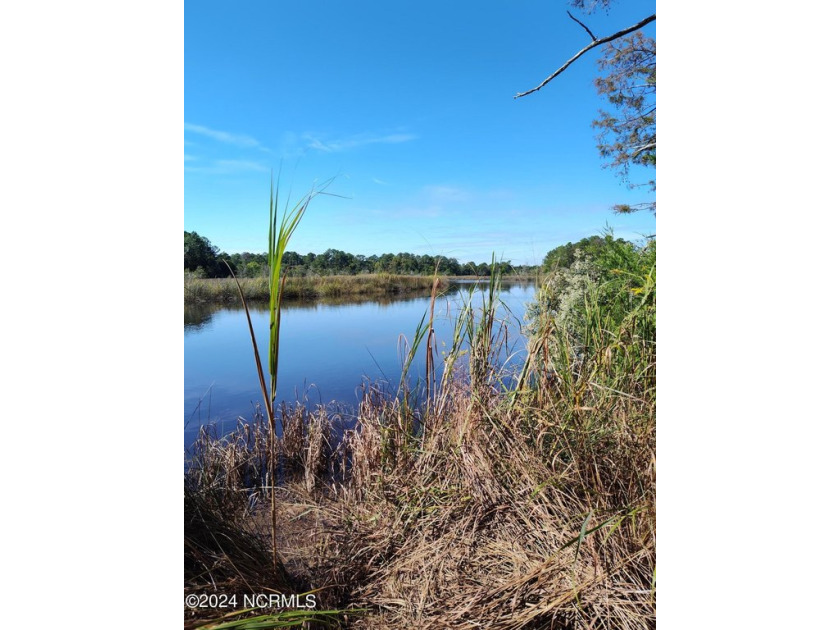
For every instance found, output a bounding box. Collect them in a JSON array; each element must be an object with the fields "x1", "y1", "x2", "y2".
[{"x1": 514, "y1": 13, "x2": 656, "y2": 99}]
